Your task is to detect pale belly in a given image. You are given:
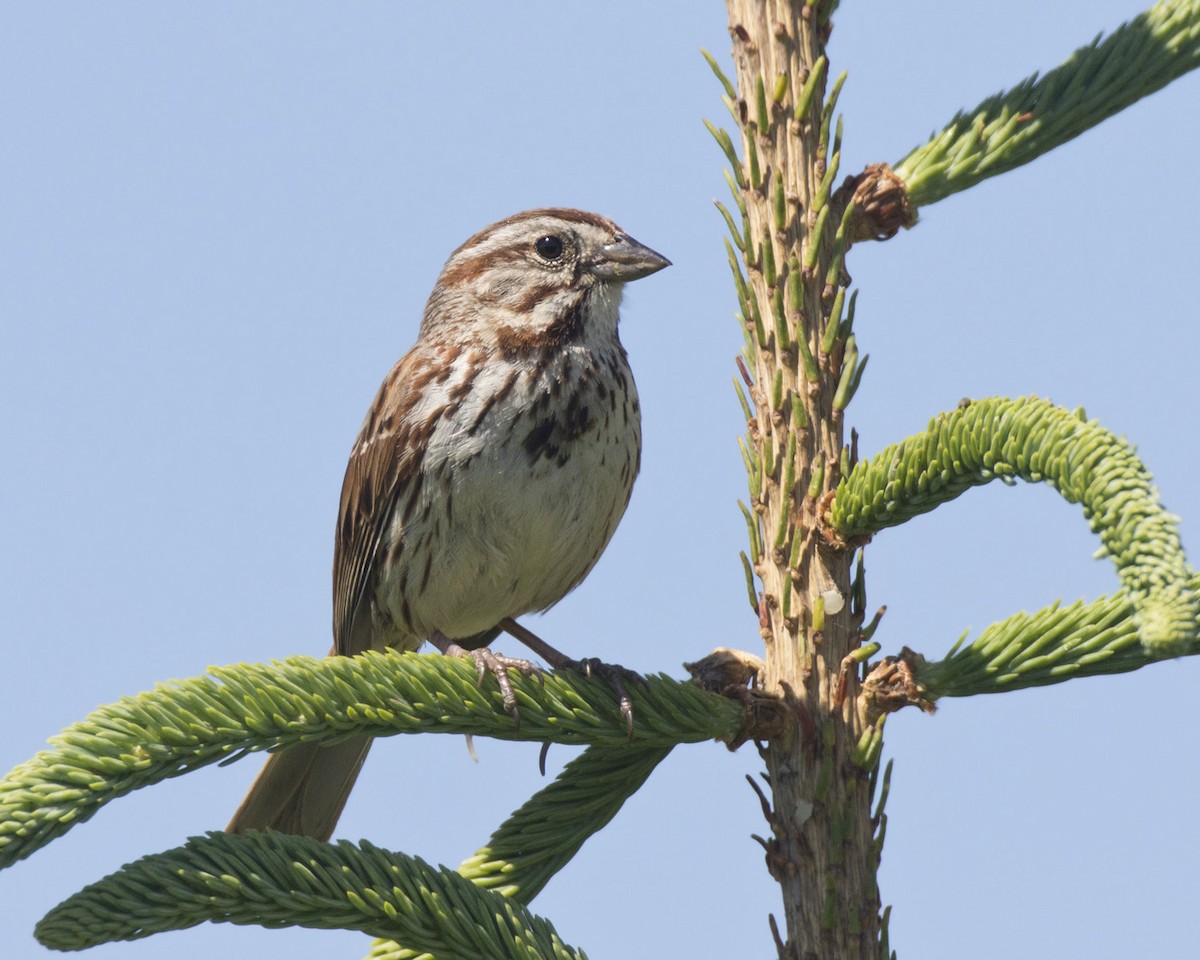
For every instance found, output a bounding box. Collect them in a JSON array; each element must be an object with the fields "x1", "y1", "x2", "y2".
[{"x1": 375, "y1": 351, "x2": 640, "y2": 643}]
